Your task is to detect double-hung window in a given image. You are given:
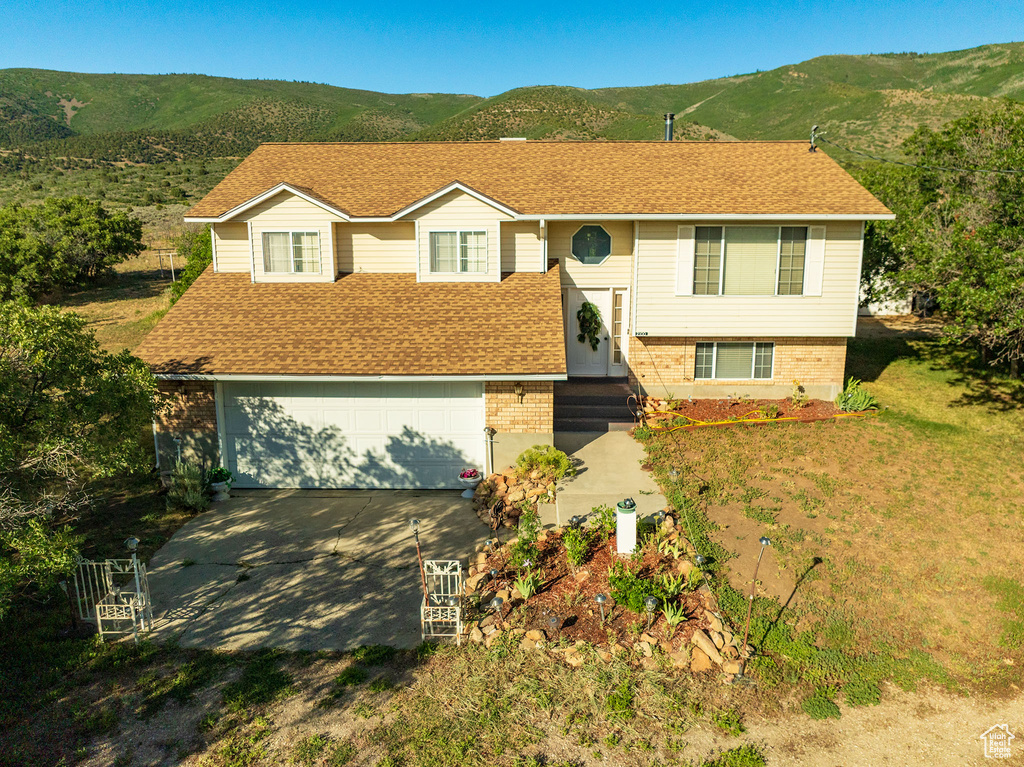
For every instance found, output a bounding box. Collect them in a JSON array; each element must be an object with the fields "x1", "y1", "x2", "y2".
[
  {"x1": 430, "y1": 231, "x2": 487, "y2": 273},
  {"x1": 689, "y1": 226, "x2": 809, "y2": 296},
  {"x1": 262, "y1": 231, "x2": 321, "y2": 273},
  {"x1": 694, "y1": 342, "x2": 774, "y2": 380}
]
